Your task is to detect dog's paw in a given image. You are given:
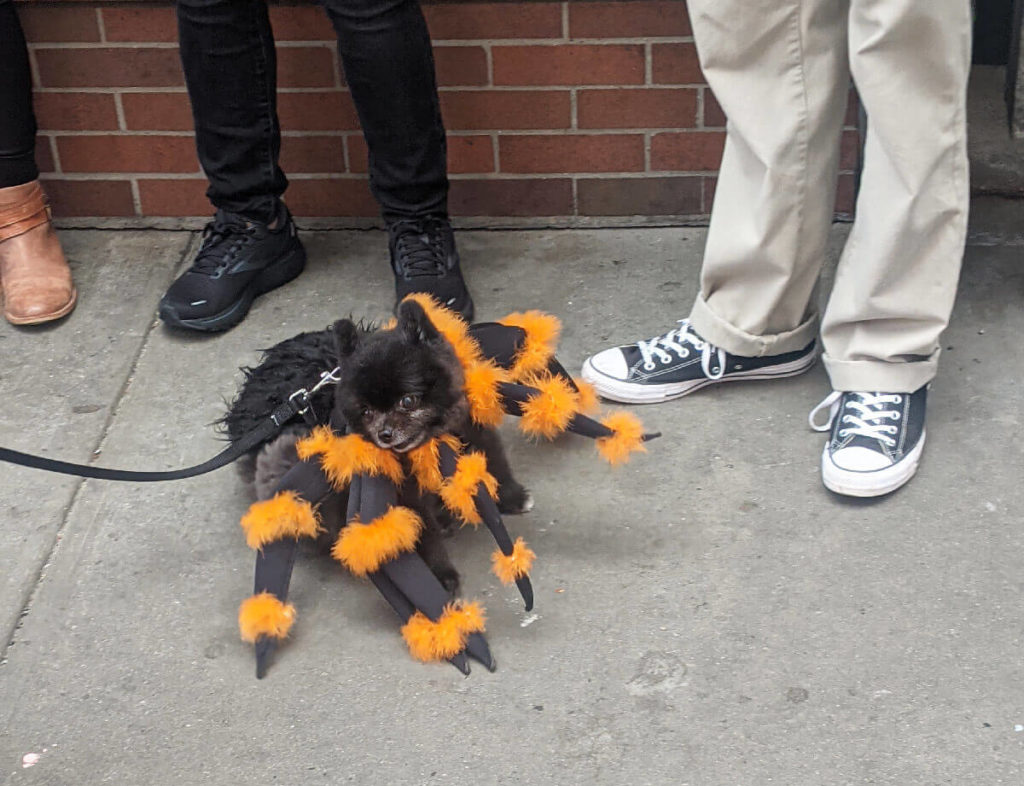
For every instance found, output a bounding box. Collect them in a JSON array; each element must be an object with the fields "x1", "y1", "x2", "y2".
[
  {"x1": 435, "y1": 507, "x2": 460, "y2": 538},
  {"x1": 433, "y1": 566, "x2": 461, "y2": 596},
  {"x1": 498, "y1": 483, "x2": 533, "y2": 515}
]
